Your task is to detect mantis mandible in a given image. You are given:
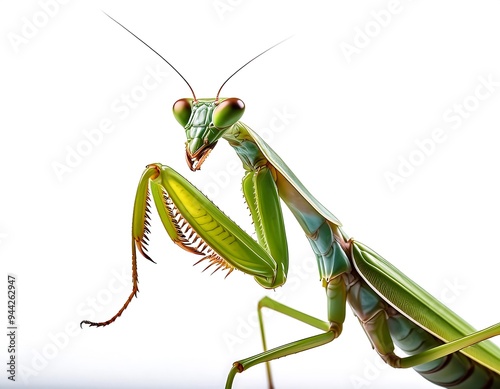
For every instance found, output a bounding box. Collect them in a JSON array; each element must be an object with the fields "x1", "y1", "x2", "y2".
[{"x1": 81, "y1": 14, "x2": 500, "y2": 388}]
